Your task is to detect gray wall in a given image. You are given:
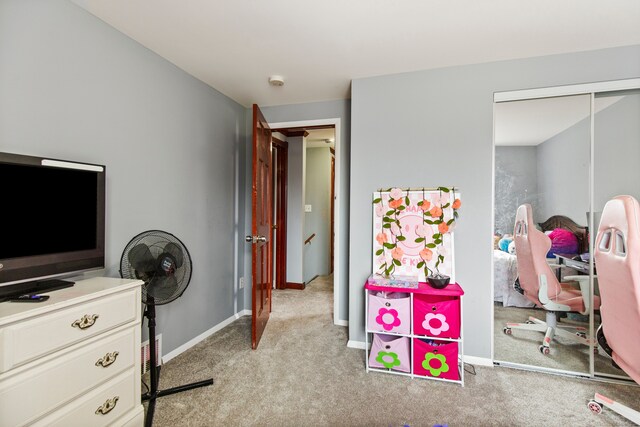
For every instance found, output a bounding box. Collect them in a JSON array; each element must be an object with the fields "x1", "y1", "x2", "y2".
[
  {"x1": 286, "y1": 136, "x2": 305, "y2": 284},
  {"x1": 244, "y1": 100, "x2": 350, "y2": 323},
  {"x1": 304, "y1": 147, "x2": 332, "y2": 282},
  {"x1": 0, "y1": 0, "x2": 247, "y2": 354},
  {"x1": 533, "y1": 92, "x2": 640, "y2": 228},
  {"x1": 494, "y1": 146, "x2": 539, "y2": 234},
  {"x1": 594, "y1": 92, "x2": 640, "y2": 212},
  {"x1": 350, "y1": 45, "x2": 640, "y2": 358},
  {"x1": 536, "y1": 116, "x2": 590, "y2": 224}
]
